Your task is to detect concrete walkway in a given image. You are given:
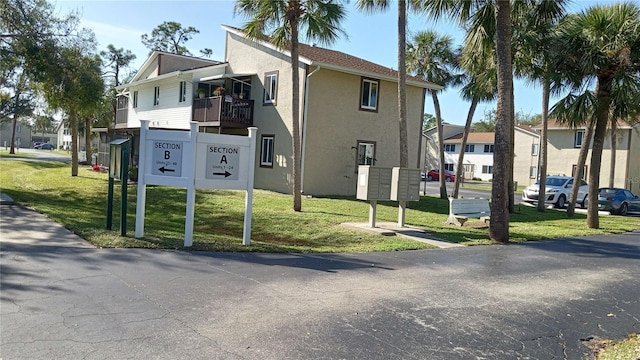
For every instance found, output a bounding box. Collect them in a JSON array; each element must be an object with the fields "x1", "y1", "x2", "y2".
[
  {"x1": 342, "y1": 221, "x2": 464, "y2": 248},
  {"x1": 2, "y1": 203, "x2": 639, "y2": 359}
]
